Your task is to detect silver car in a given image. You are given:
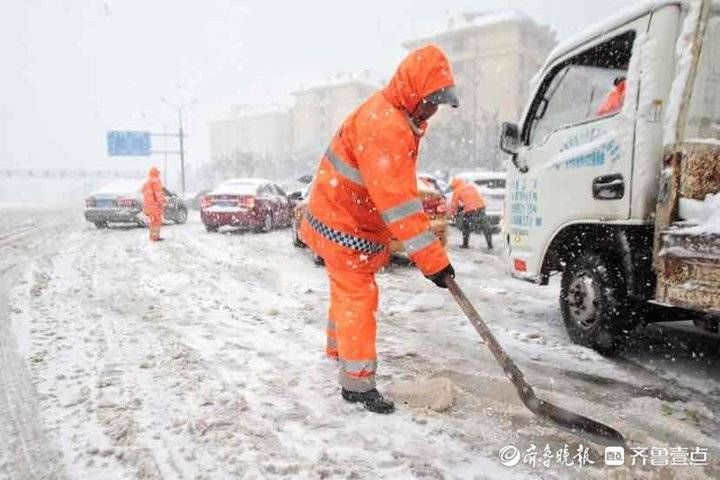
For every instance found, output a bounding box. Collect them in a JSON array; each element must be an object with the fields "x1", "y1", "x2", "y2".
[{"x1": 84, "y1": 179, "x2": 188, "y2": 229}]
